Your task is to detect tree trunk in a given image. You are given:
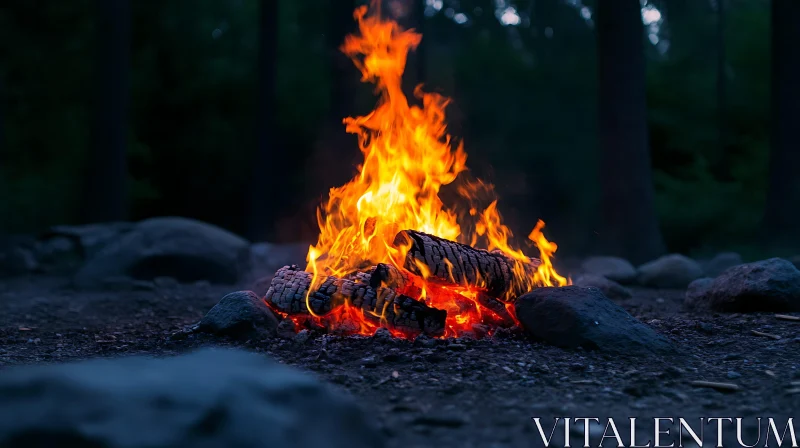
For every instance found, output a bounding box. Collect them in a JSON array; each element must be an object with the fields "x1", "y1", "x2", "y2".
[
  {"x1": 83, "y1": 0, "x2": 130, "y2": 223},
  {"x1": 247, "y1": 0, "x2": 281, "y2": 241},
  {"x1": 715, "y1": 0, "x2": 726, "y2": 158},
  {"x1": 595, "y1": 0, "x2": 666, "y2": 263},
  {"x1": 0, "y1": 74, "x2": 4, "y2": 169},
  {"x1": 764, "y1": 0, "x2": 800, "y2": 247}
]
